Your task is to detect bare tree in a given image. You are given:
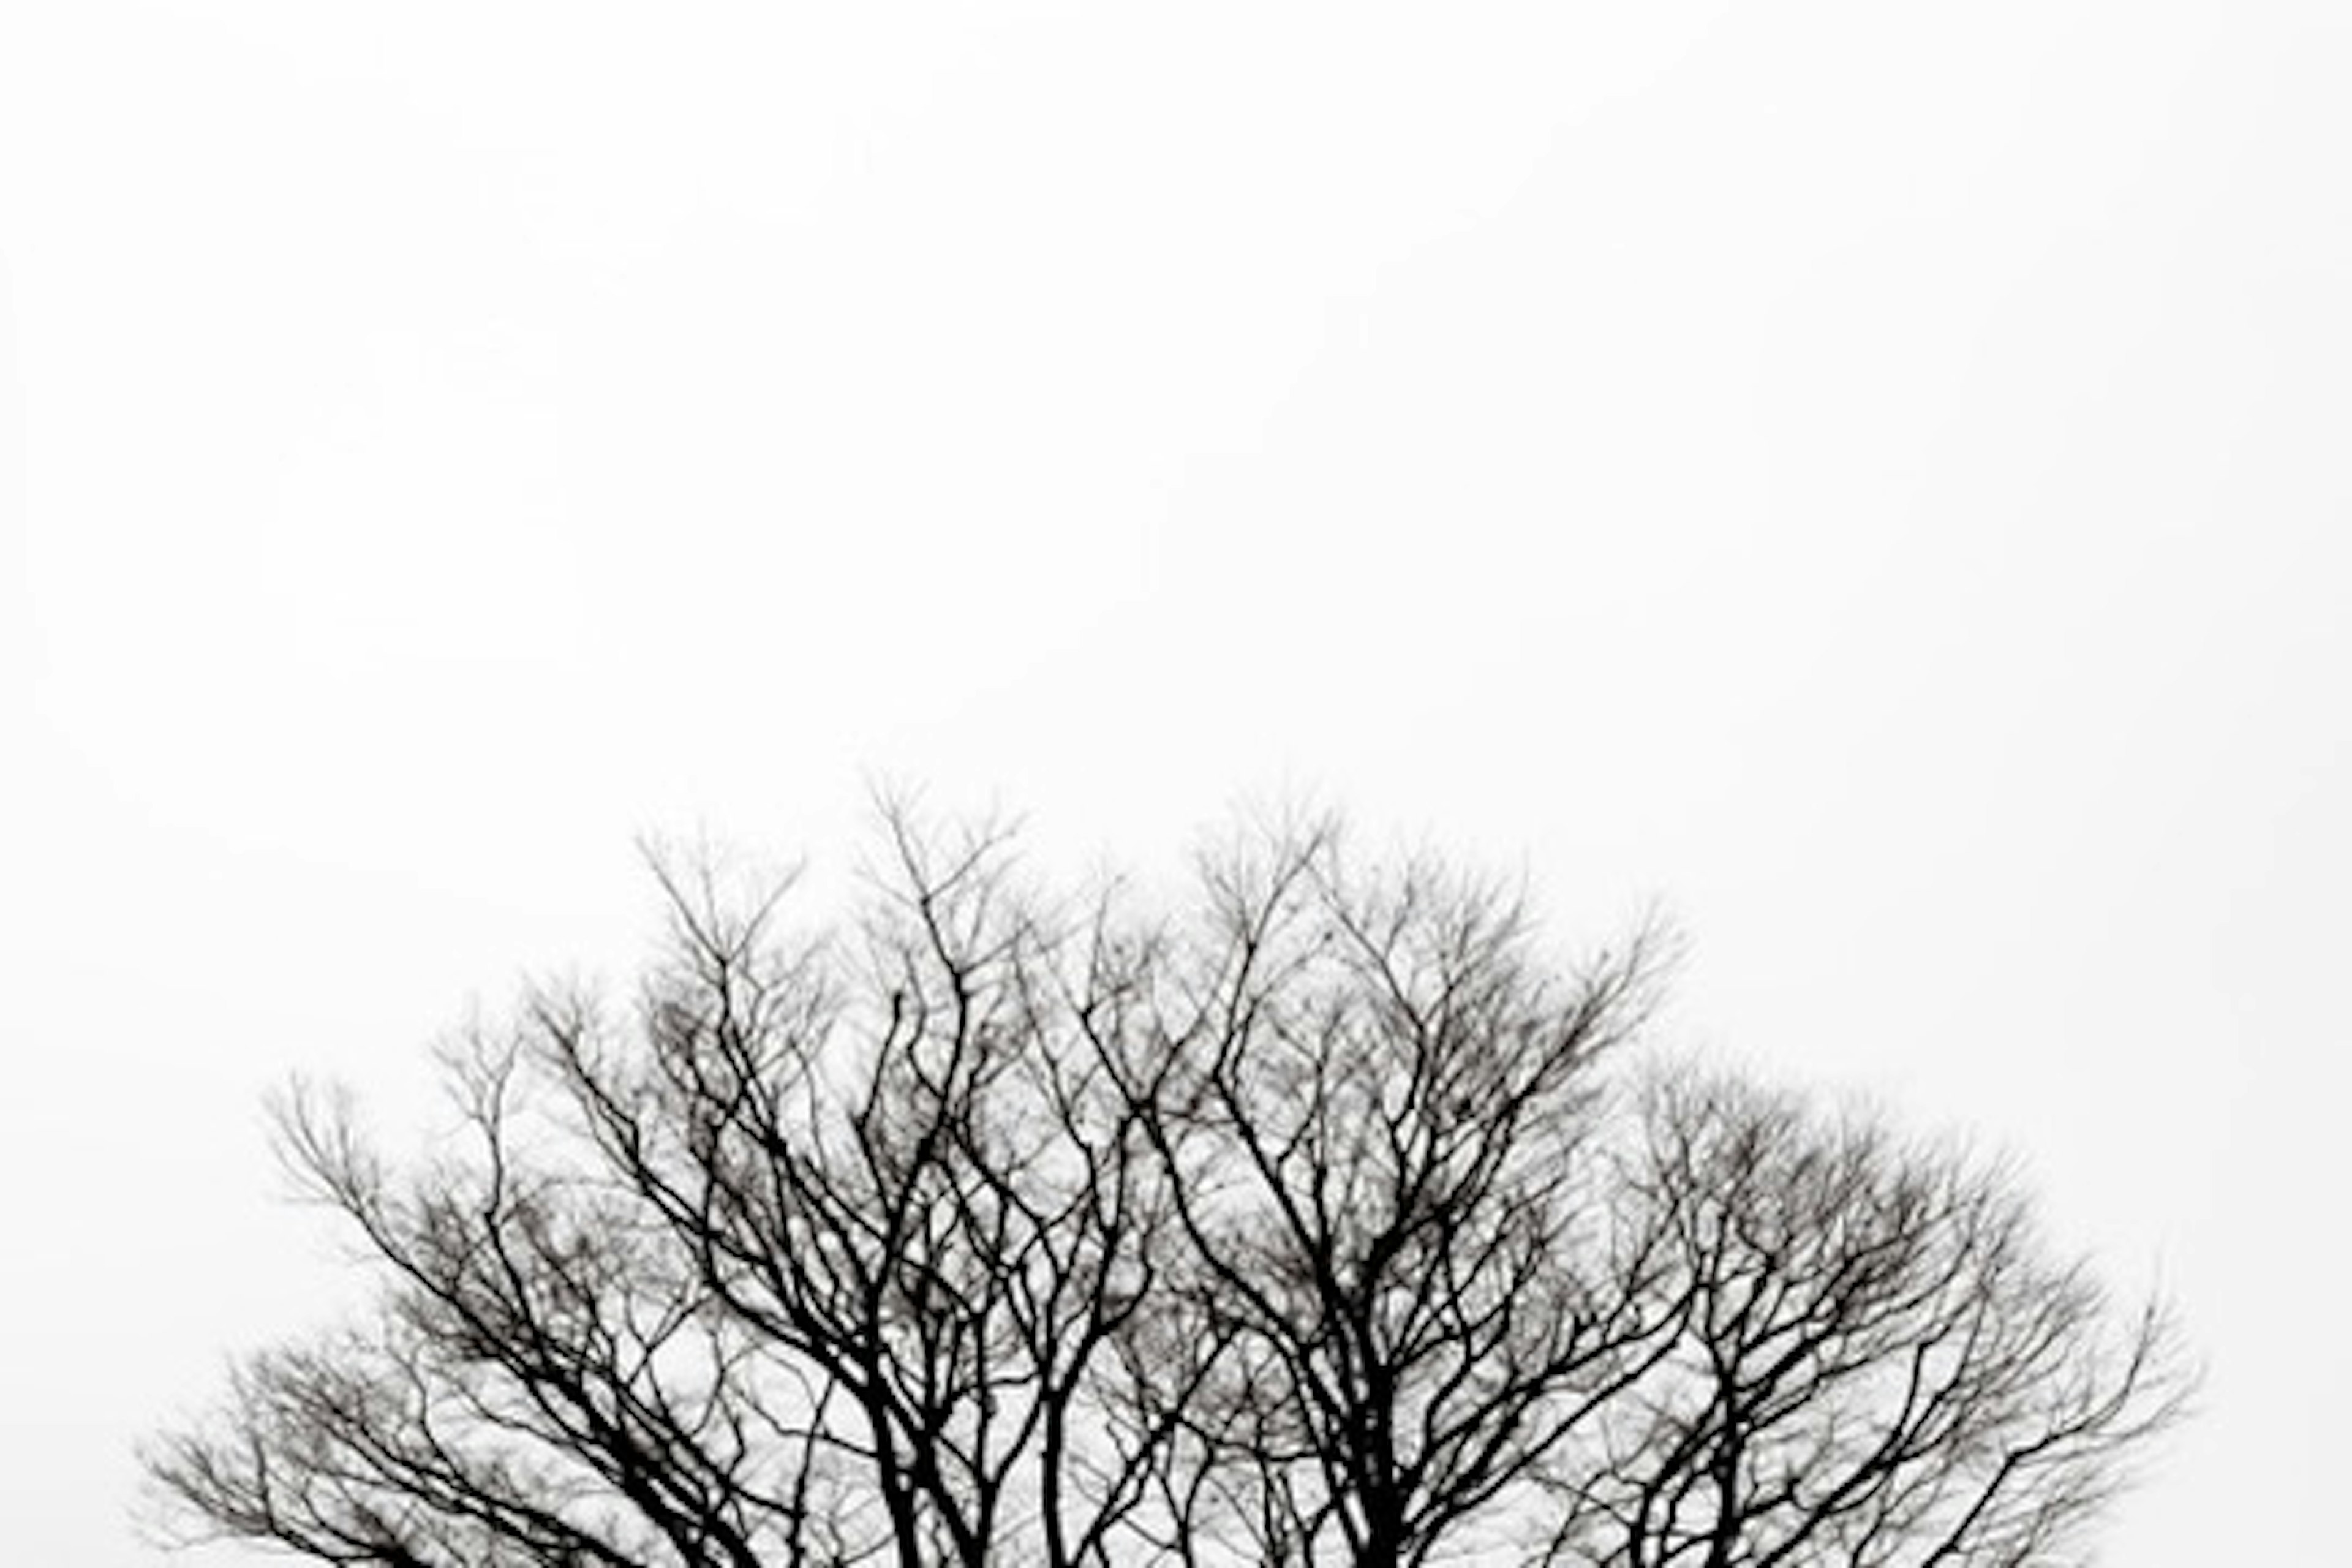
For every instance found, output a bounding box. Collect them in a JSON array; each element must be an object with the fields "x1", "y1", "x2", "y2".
[{"x1": 145, "y1": 806, "x2": 2188, "y2": 1568}]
